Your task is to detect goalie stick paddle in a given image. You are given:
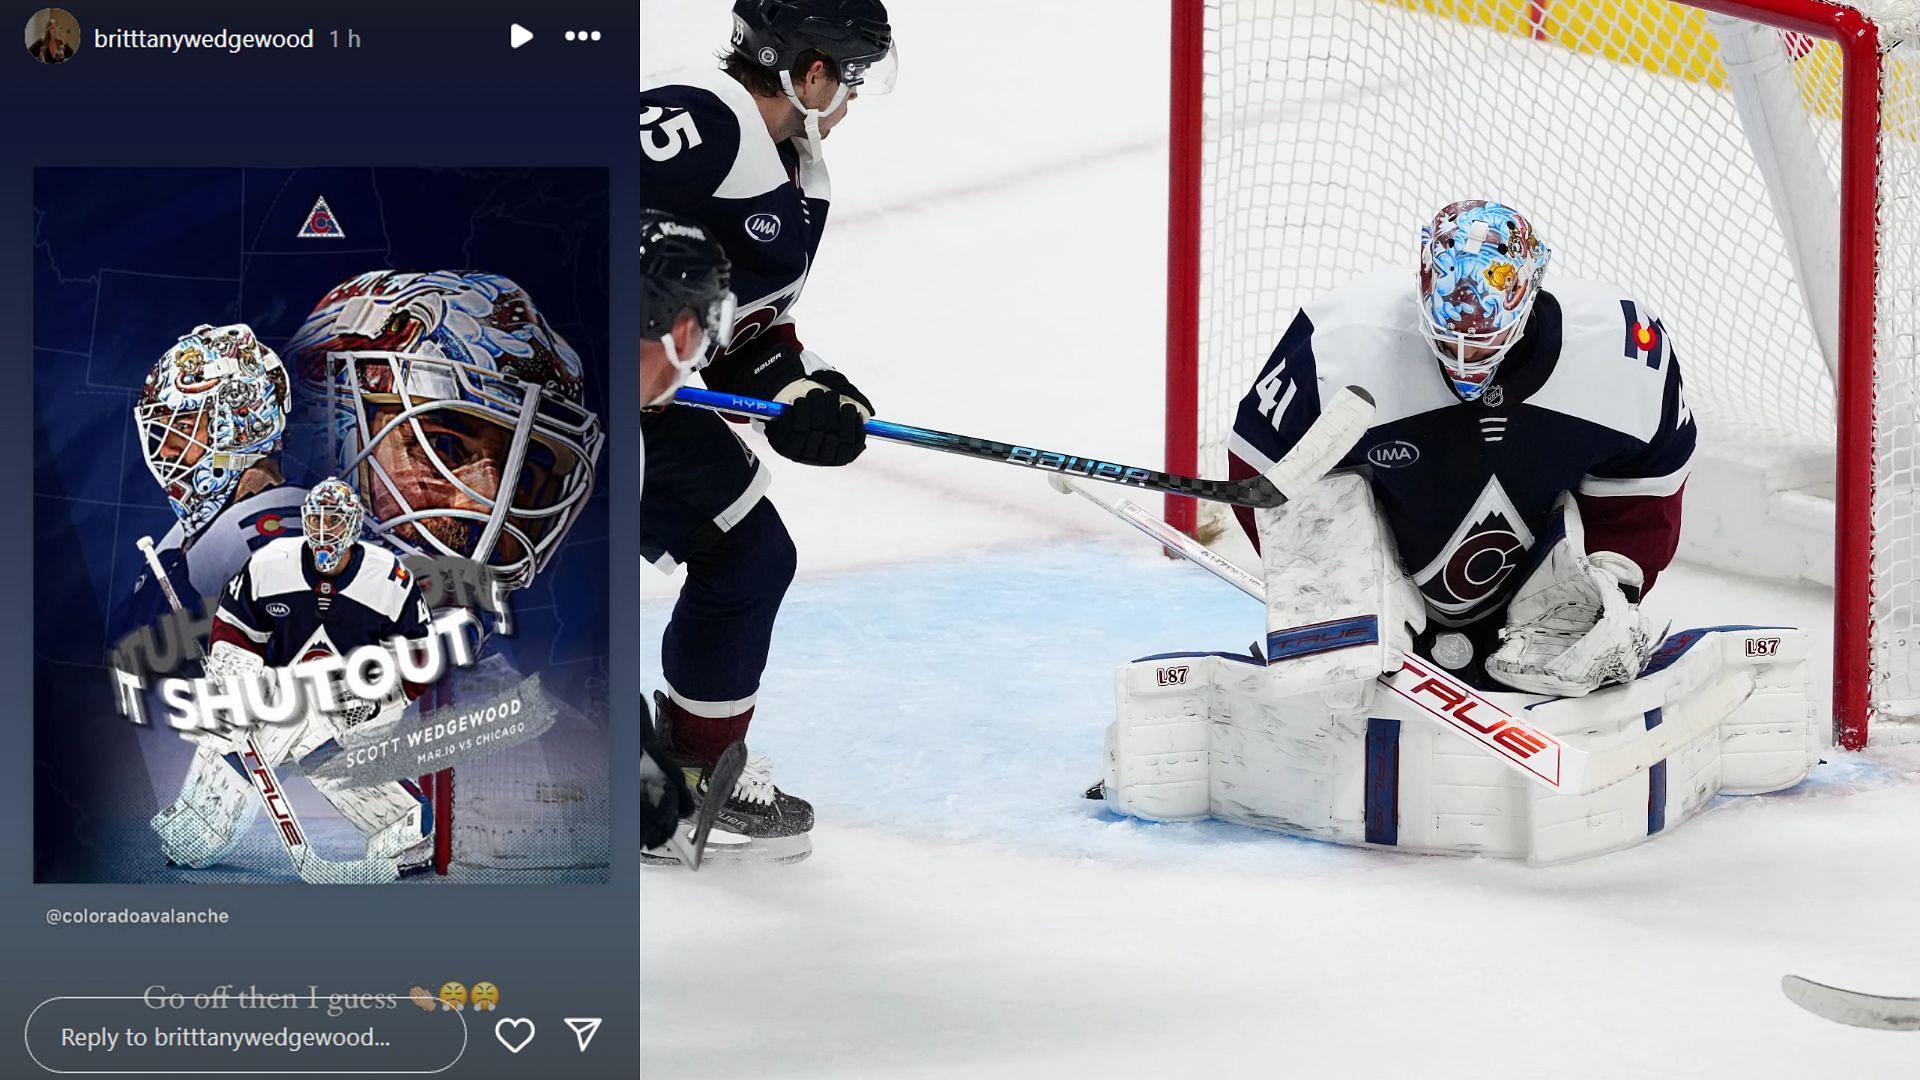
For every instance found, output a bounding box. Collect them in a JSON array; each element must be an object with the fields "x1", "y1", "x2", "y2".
[
  {"x1": 674, "y1": 384, "x2": 1376, "y2": 509},
  {"x1": 1782, "y1": 975, "x2": 1920, "y2": 1031},
  {"x1": 1049, "y1": 475, "x2": 1267, "y2": 601},
  {"x1": 135, "y1": 536, "x2": 400, "y2": 885}
]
